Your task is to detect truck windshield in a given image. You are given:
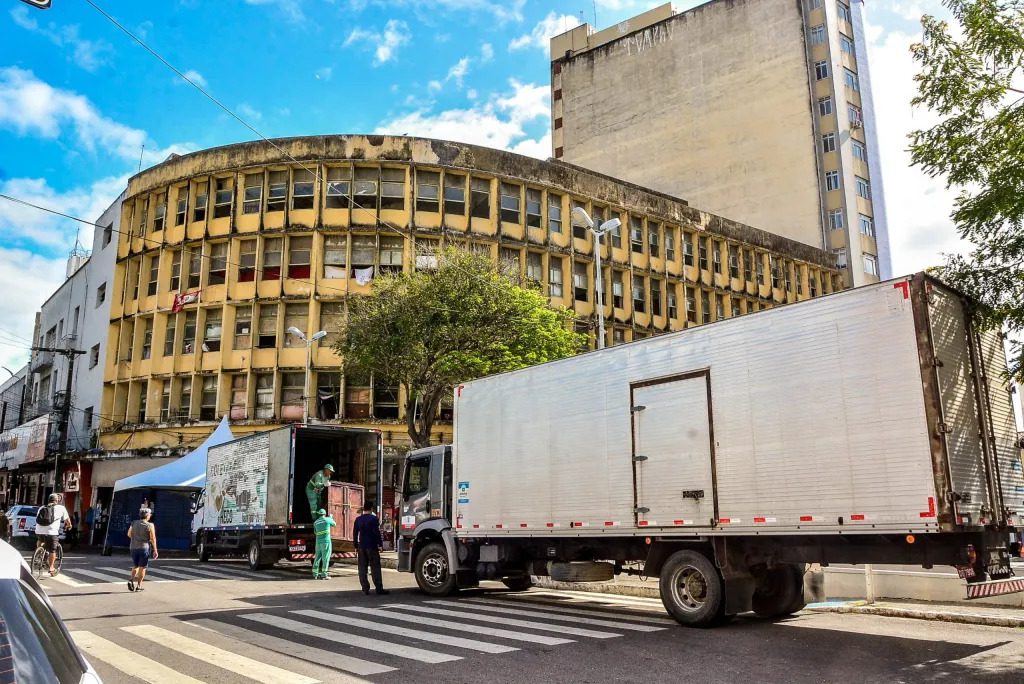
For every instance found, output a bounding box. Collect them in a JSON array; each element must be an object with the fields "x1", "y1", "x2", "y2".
[{"x1": 404, "y1": 457, "x2": 430, "y2": 497}]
